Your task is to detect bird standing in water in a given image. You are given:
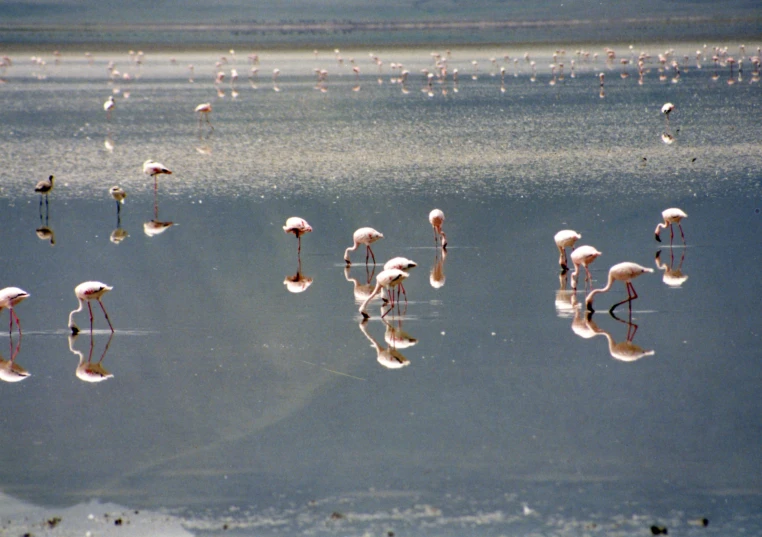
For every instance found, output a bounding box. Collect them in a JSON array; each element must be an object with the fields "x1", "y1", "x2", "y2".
[
  {"x1": 283, "y1": 217, "x2": 312, "y2": 255},
  {"x1": 359, "y1": 269, "x2": 409, "y2": 319},
  {"x1": 0, "y1": 287, "x2": 30, "y2": 337},
  {"x1": 554, "y1": 229, "x2": 581, "y2": 272},
  {"x1": 344, "y1": 227, "x2": 383, "y2": 265},
  {"x1": 654, "y1": 207, "x2": 687, "y2": 245},
  {"x1": 585, "y1": 262, "x2": 653, "y2": 313},
  {"x1": 34, "y1": 175, "x2": 54, "y2": 210},
  {"x1": 68, "y1": 281, "x2": 115, "y2": 335},
  {"x1": 429, "y1": 209, "x2": 447, "y2": 250},
  {"x1": 570, "y1": 245, "x2": 602, "y2": 290}
]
